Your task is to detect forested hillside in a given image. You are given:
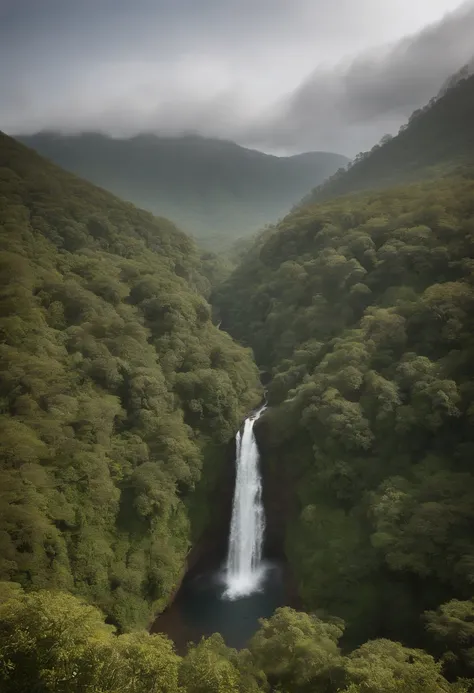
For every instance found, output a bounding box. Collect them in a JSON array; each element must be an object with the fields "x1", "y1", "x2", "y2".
[
  {"x1": 16, "y1": 132, "x2": 347, "y2": 248},
  {"x1": 215, "y1": 172, "x2": 474, "y2": 661},
  {"x1": 0, "y1": 131, "x2": 261, "y2": 631},
  {"x1": 3, "y1": 72, "x2": 474, "y2": 693},
  {"x1": 3, "y1": 129, "x2": 465, "y2": 693},
  {"x1": 1, "y1": 588, "x2": 468, "y2": 692},
  {"x1": 301, "y1": 72, "x2": 474, "y2": 205}
]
